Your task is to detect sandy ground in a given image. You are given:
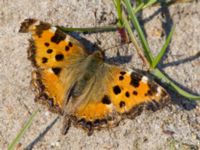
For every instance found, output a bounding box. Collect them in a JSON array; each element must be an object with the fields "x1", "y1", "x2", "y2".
[{"x1": 0, "y1": 0, "x2": 200, "y2": 150}]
